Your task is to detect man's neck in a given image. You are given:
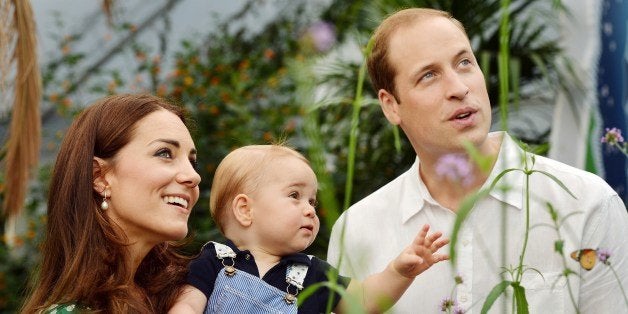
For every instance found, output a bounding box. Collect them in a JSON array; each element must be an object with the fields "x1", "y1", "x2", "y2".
[
  {"x1": 418, "y1": 135, "x2": 502, "y2": 211},
  {"x1": 420, "y1": 161, "x2": 488, "y2": 211}
]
